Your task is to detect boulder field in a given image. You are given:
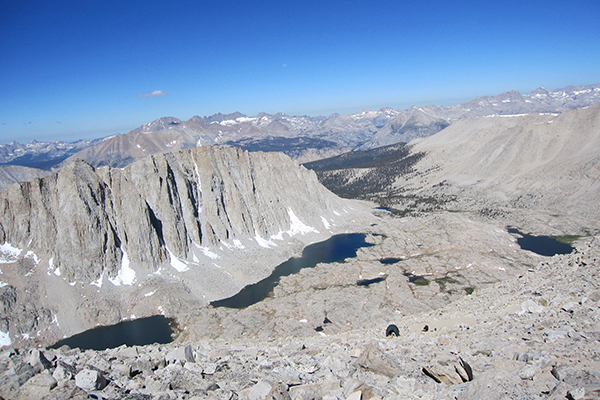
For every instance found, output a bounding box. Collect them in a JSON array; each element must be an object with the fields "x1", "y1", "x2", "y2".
[{"x1": 1, "y1": 220, "x2": 599, "y2": 399}]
